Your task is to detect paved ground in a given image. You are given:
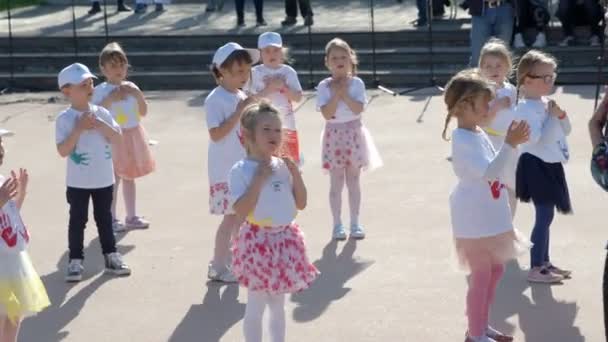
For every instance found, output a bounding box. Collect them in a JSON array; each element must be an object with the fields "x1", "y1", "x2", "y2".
[
  {"x1": 1, "y1": 0, "x2": 471, "y2": 38},
  {"x1": 0, "y1": 86, "x2": 605, "y2": 342}
]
